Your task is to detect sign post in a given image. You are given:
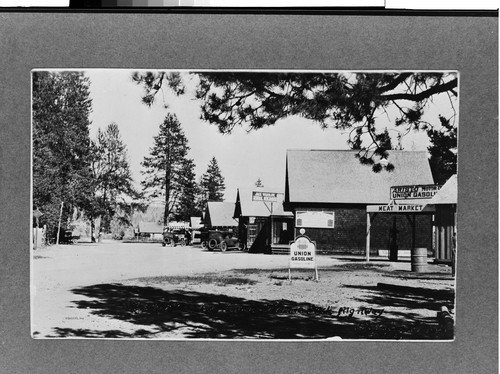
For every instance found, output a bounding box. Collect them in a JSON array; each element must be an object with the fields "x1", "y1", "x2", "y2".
[
  {"x1": 252, "y1": 191, "x2": 279, "y2": 253},
  {"x1": 289, "y1": 229, "x2": 318, "y2": 281}
]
